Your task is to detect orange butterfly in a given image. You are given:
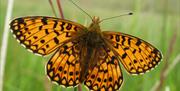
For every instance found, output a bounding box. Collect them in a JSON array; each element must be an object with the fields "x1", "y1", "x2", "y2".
[{"x1": 10, "y1": 14, "x2": 162, "y2": 91}]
